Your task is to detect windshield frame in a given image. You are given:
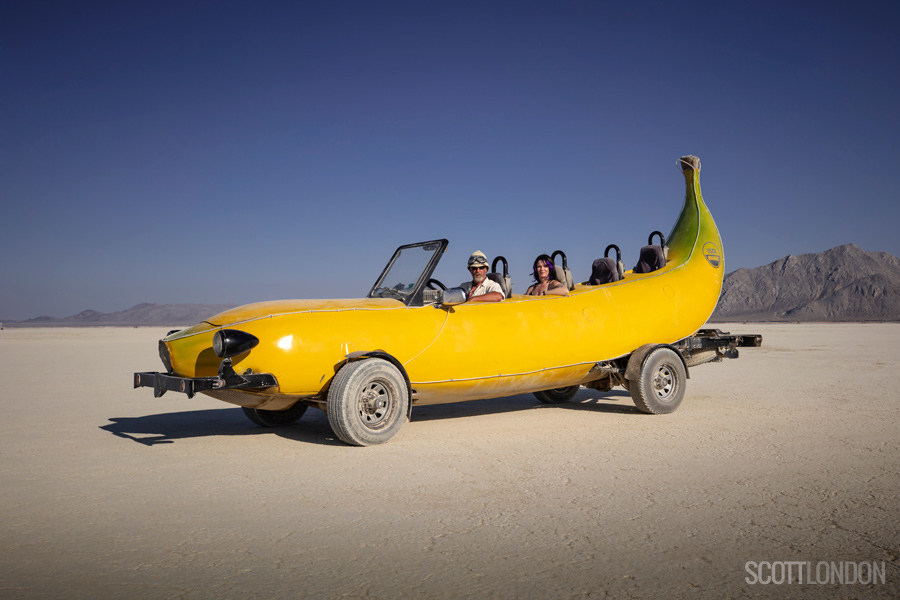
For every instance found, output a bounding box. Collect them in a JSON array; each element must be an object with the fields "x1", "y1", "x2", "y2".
[{"x1": 367, "y1": 239, "x2": 448, "y2": 306}]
